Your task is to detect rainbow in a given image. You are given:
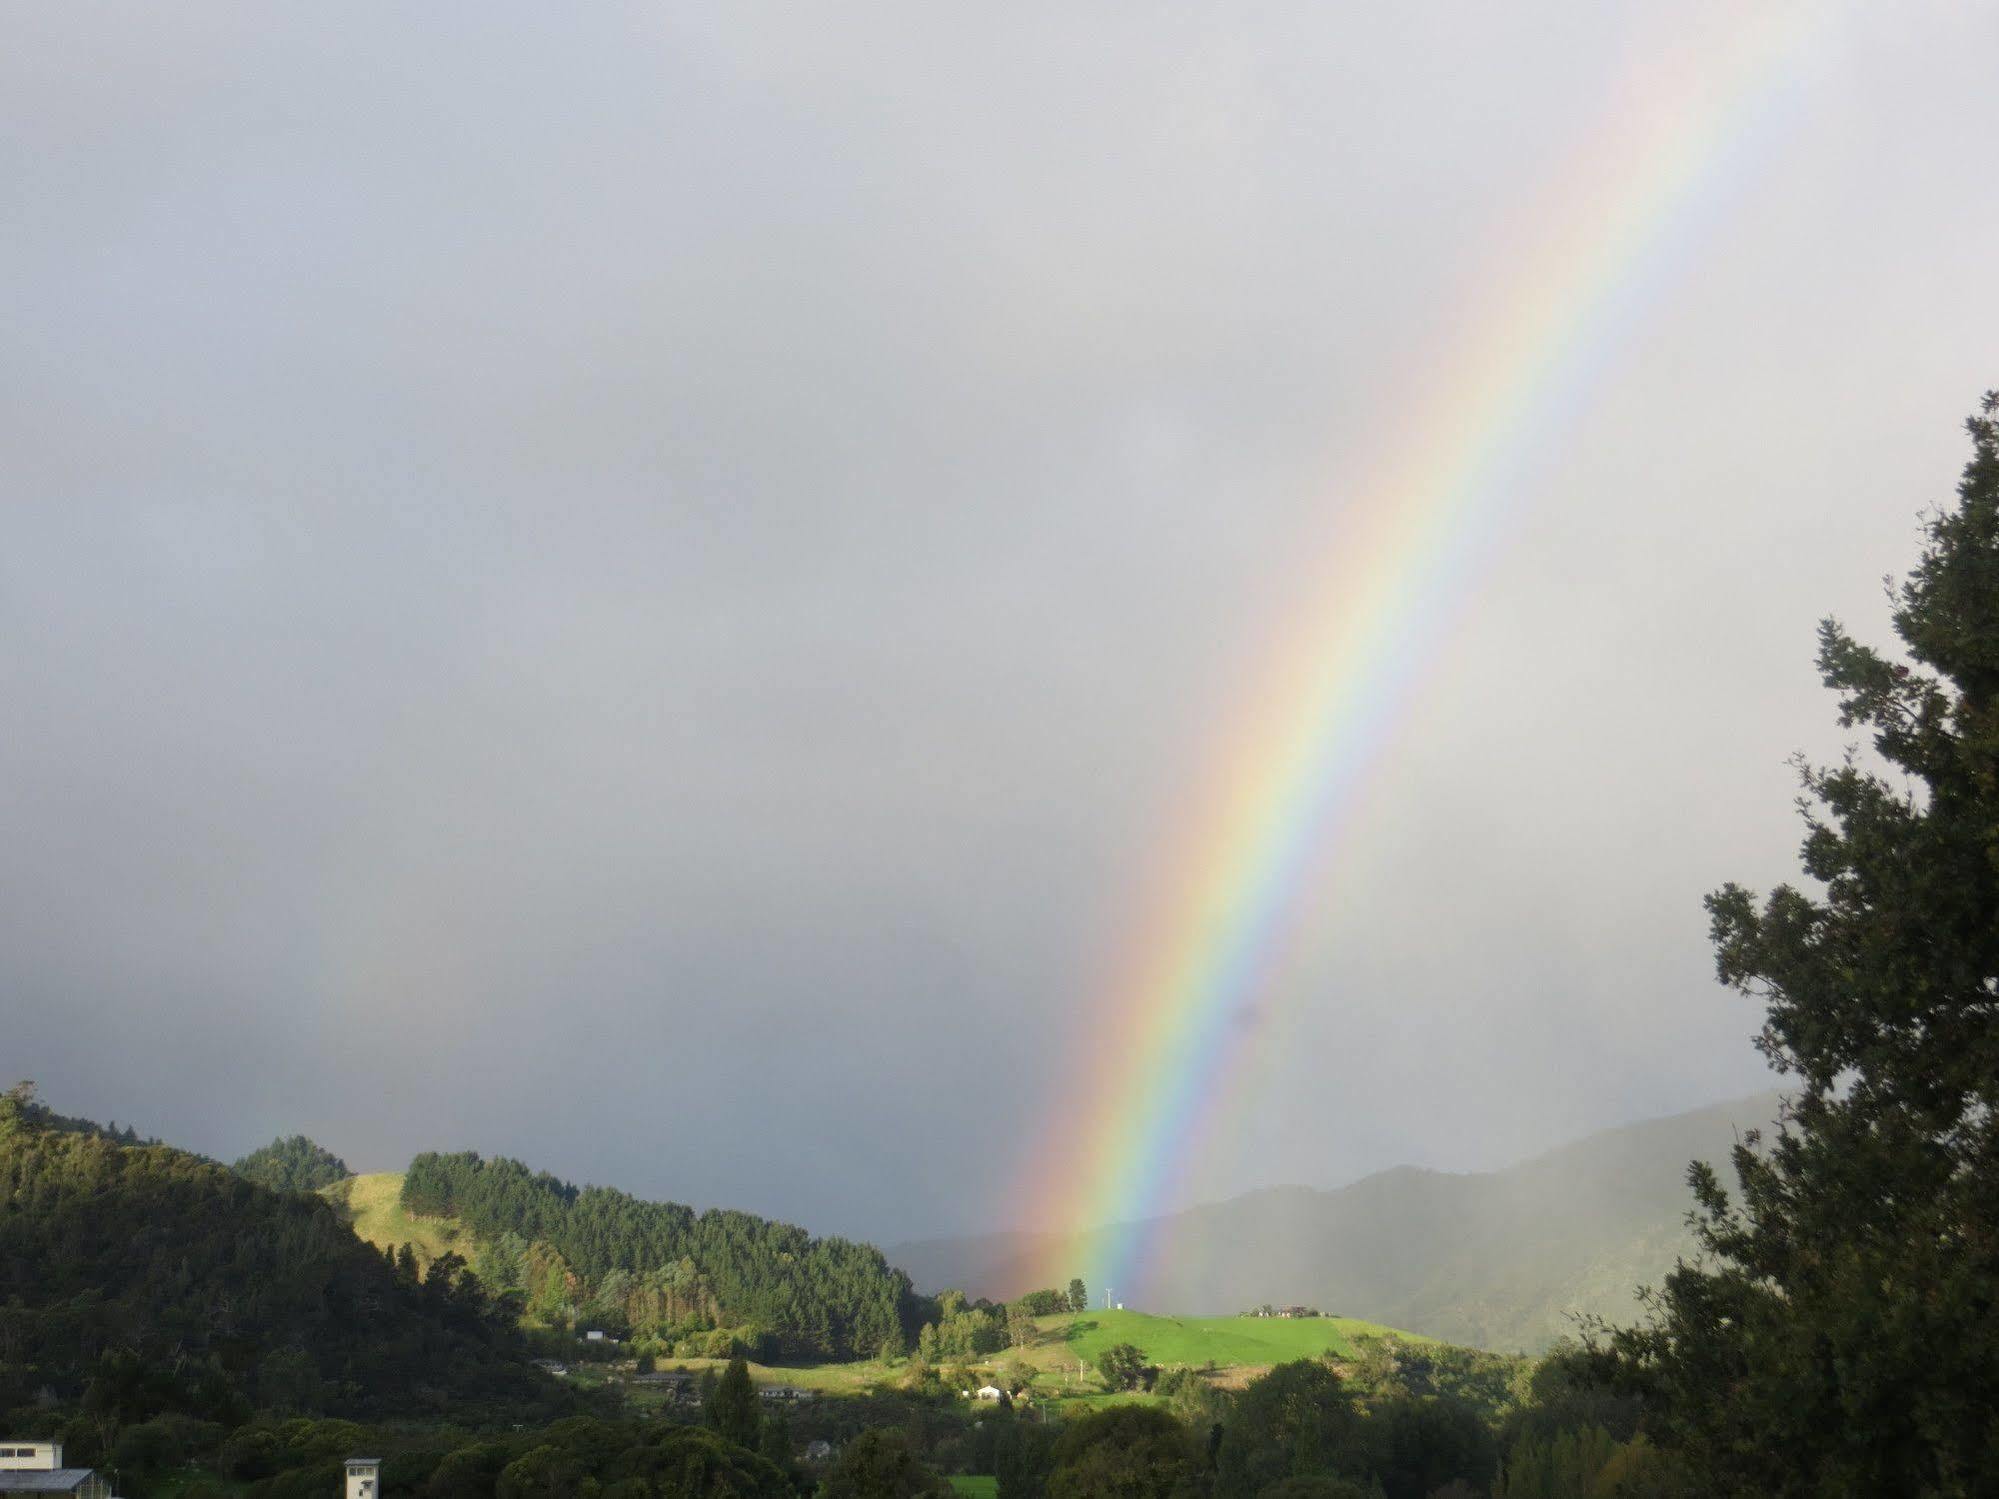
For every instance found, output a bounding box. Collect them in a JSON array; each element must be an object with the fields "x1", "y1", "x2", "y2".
[{"x1": 1013, "y1": 8, "x2": 1820, "y2": 1302}]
